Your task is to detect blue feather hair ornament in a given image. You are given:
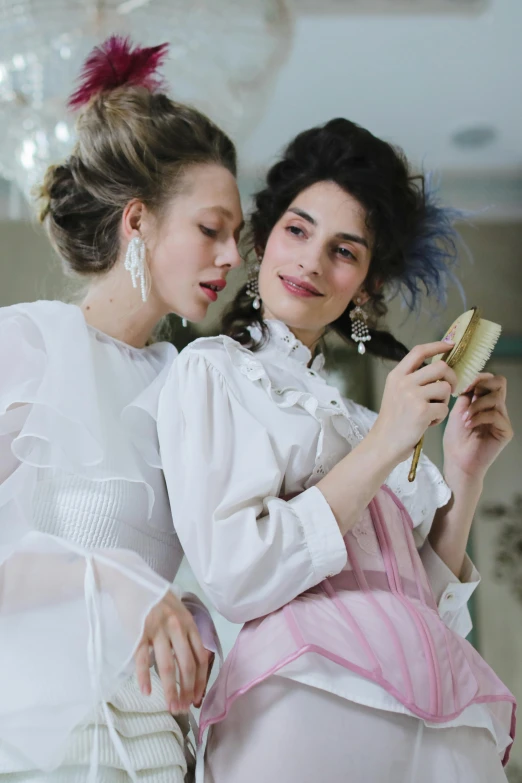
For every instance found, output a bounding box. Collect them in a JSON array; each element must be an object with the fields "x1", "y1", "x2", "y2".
[{"x1": 391, "y1": 173, "x2": 468, "y2": 314}]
